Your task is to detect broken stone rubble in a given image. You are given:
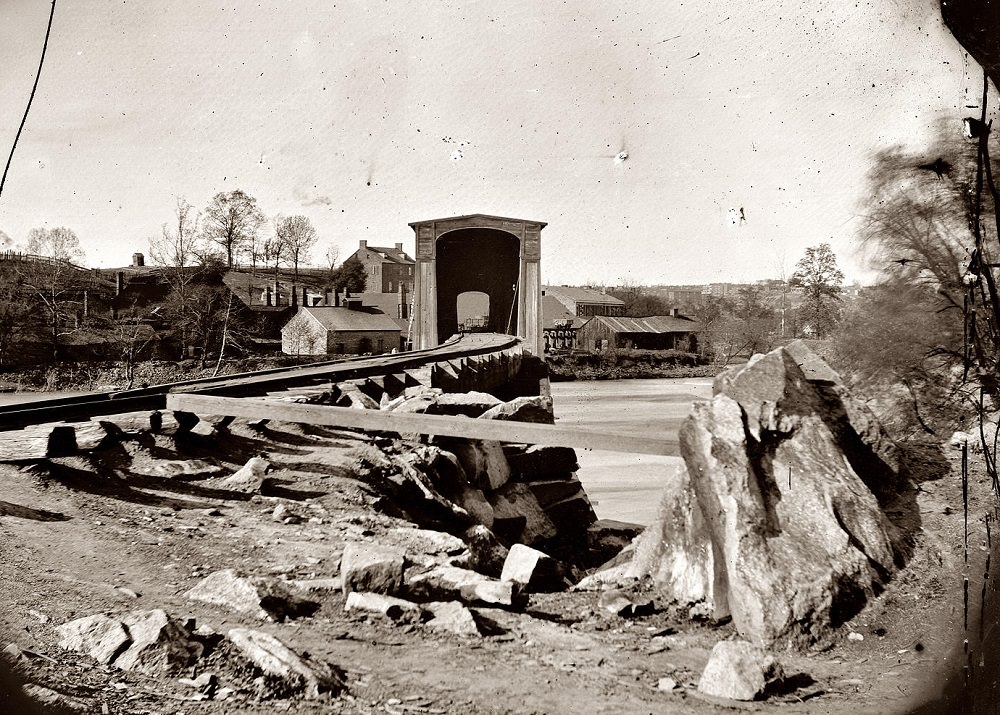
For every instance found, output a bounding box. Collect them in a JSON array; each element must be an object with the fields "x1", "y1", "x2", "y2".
[
  {"x1": 56, "y1": 609, "x2": 203, "y2": 677},
  {"x1": 226, "y1": 627, "x2": 345, "y2": 699}
]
